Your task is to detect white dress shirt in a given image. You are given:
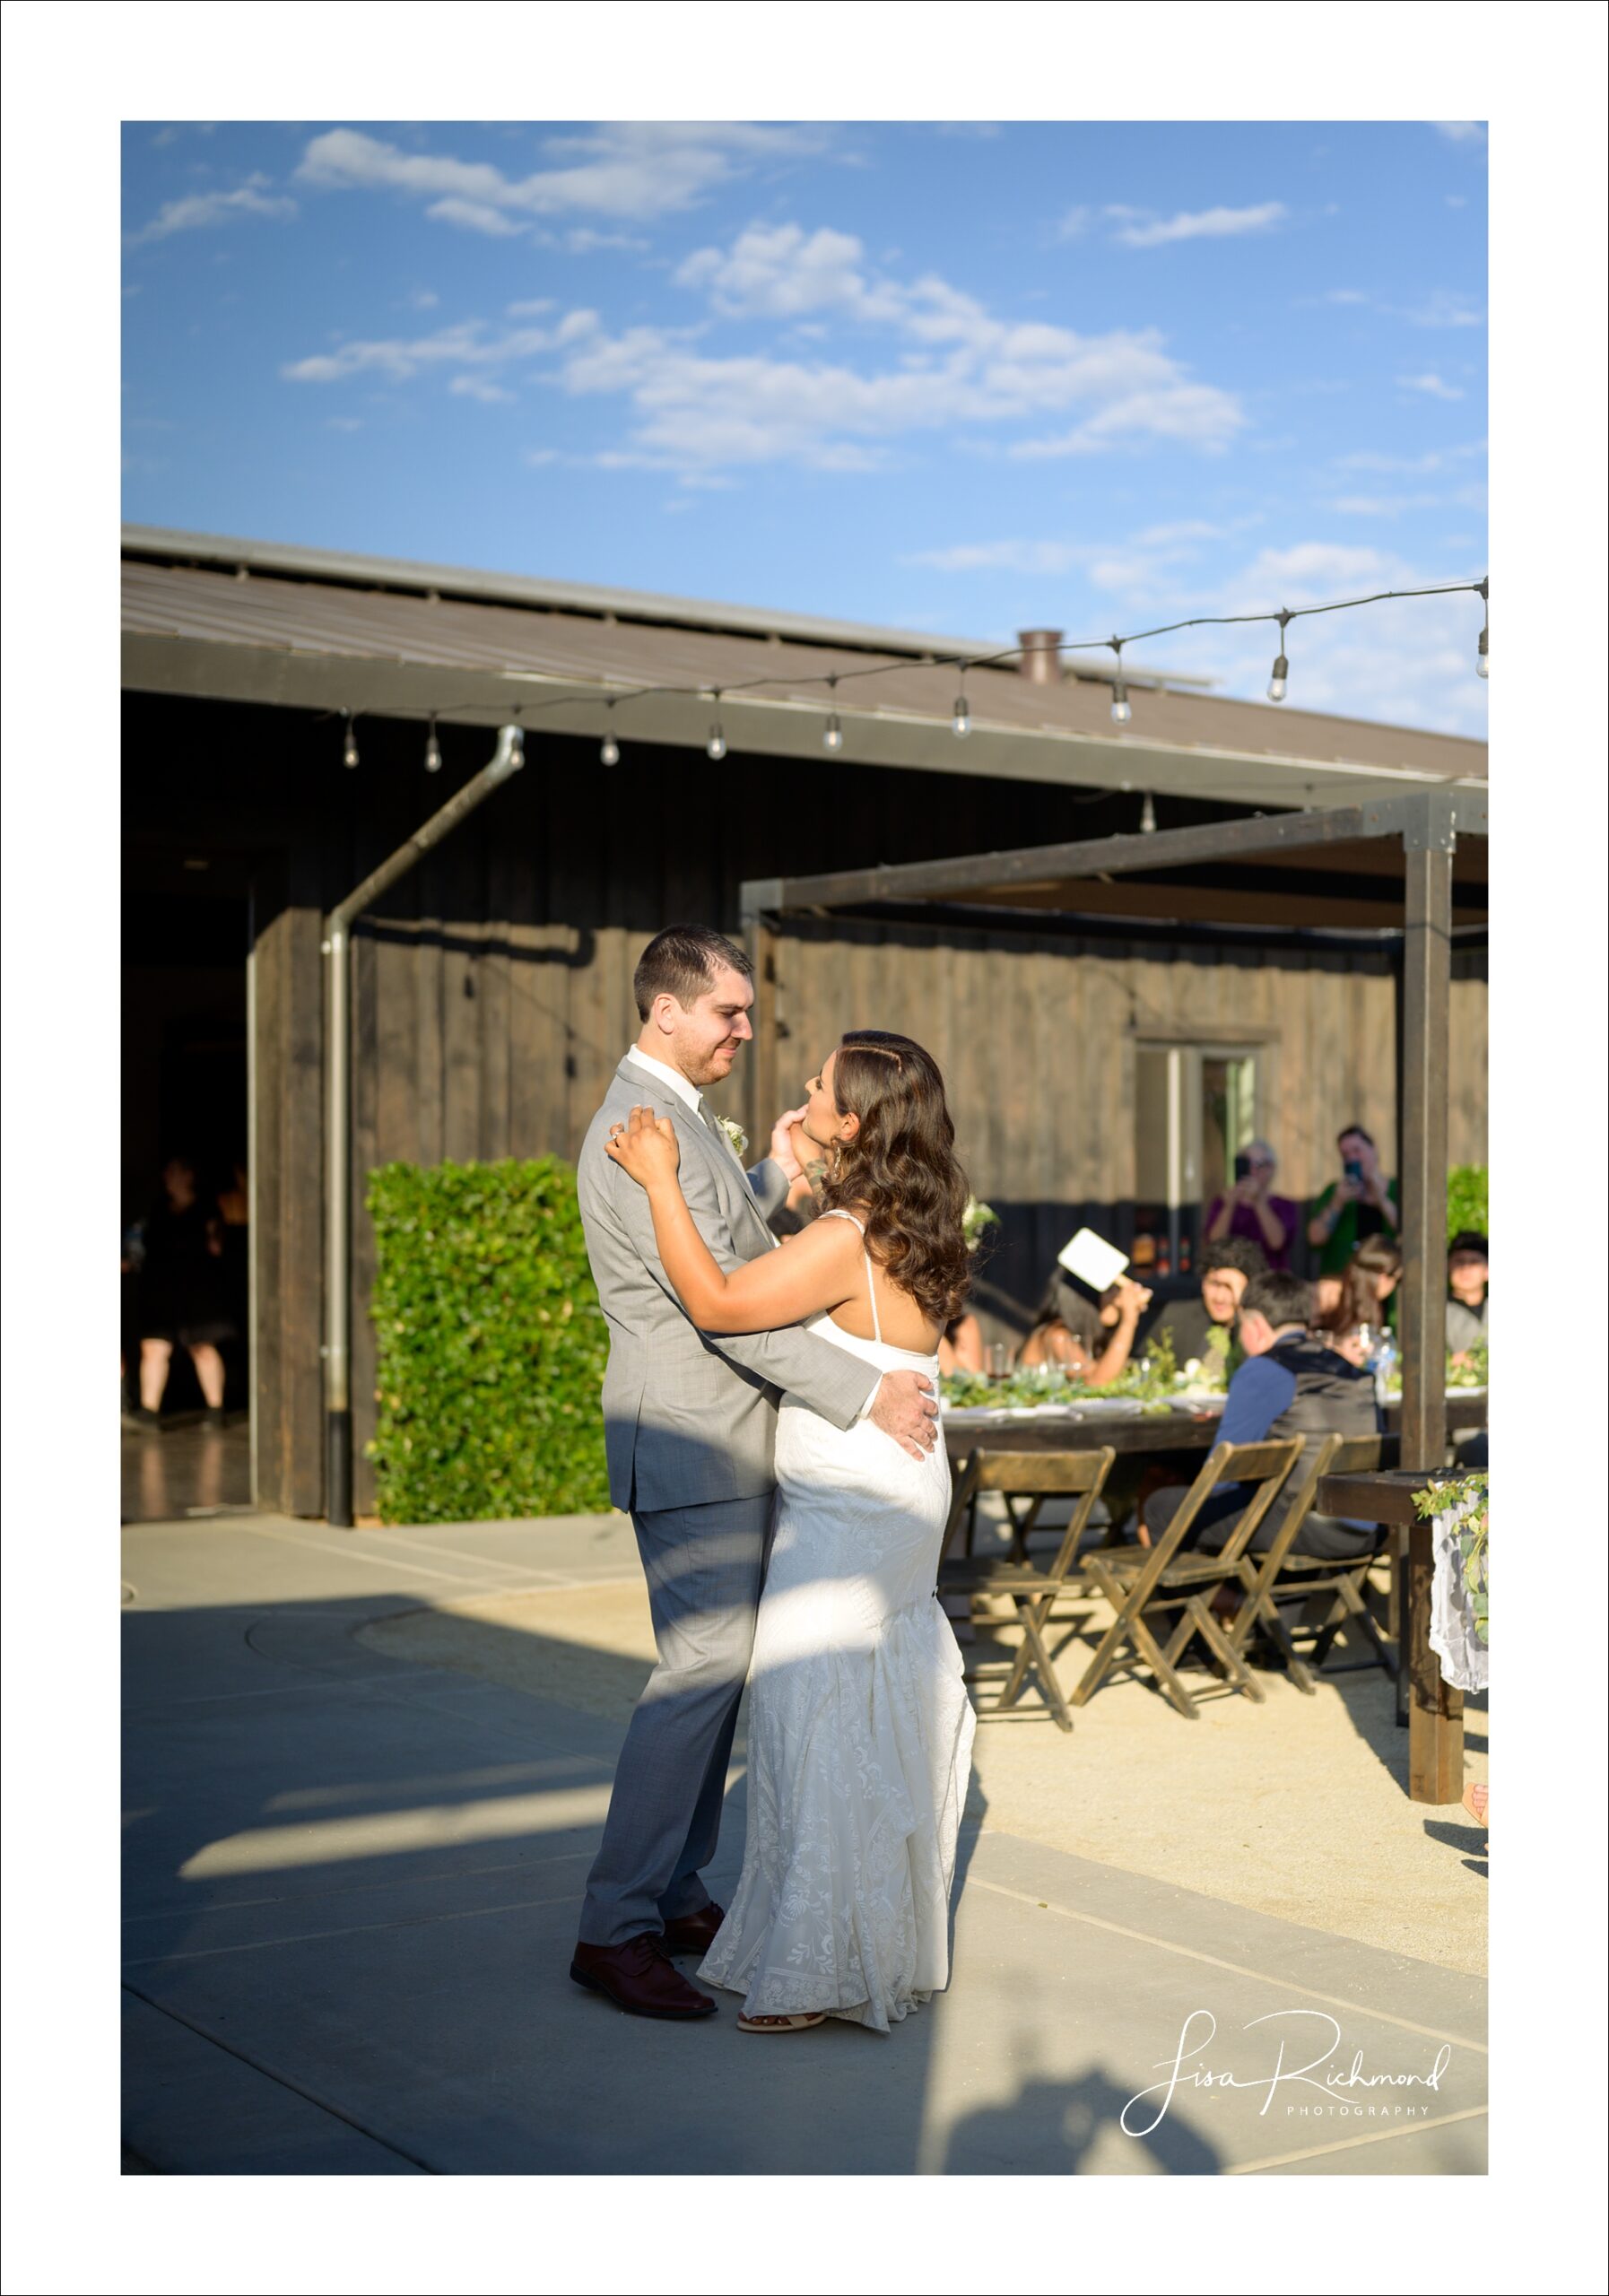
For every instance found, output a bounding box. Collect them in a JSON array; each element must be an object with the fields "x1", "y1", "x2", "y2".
[{"x1": 619, "y1": 1044, "x2": 881, "y2": 1422}]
